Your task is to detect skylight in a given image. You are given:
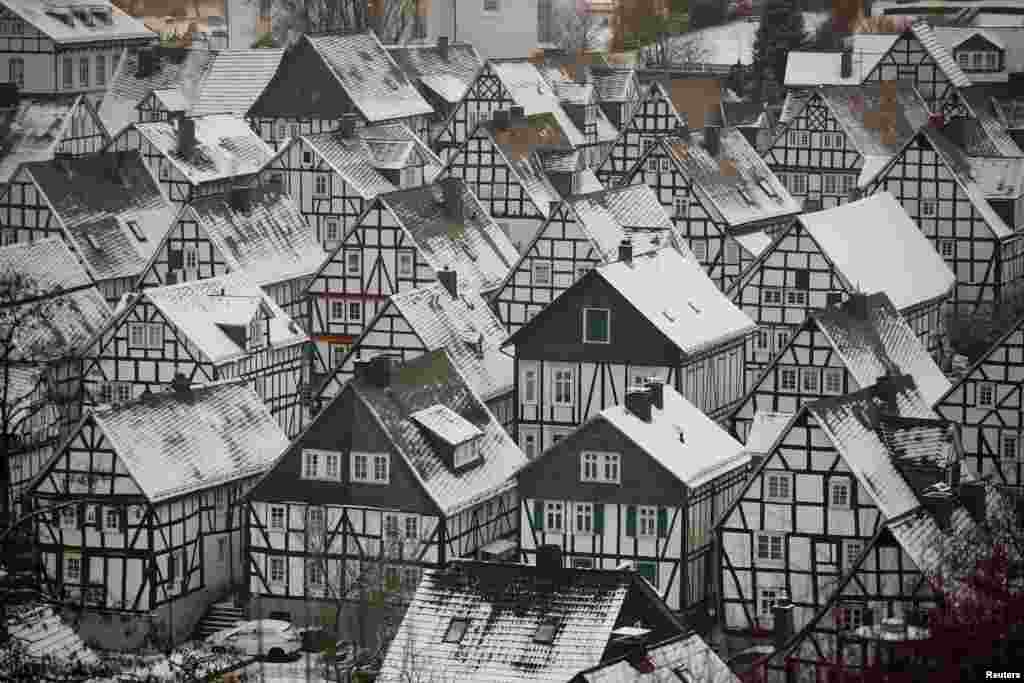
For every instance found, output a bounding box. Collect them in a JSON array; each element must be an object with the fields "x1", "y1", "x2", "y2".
[
  {"x1": 126, "y1": 220, "x2": 146, "y2": 242},
  {"x1": 533, "y1": 617, "x2": 560, "y2": 644},
  {"x1": 674, "y1": 667, "x2": 692, "y2": 682},
  {"x1": 442, "y1": 617, "x2": 469, "y2": 643},
  {"x1": 758, "y1": 178, "x2": 777, "y2": 198},
  {"x1": 662, "y1": 308, "x2": 677, "y2": 323}
]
